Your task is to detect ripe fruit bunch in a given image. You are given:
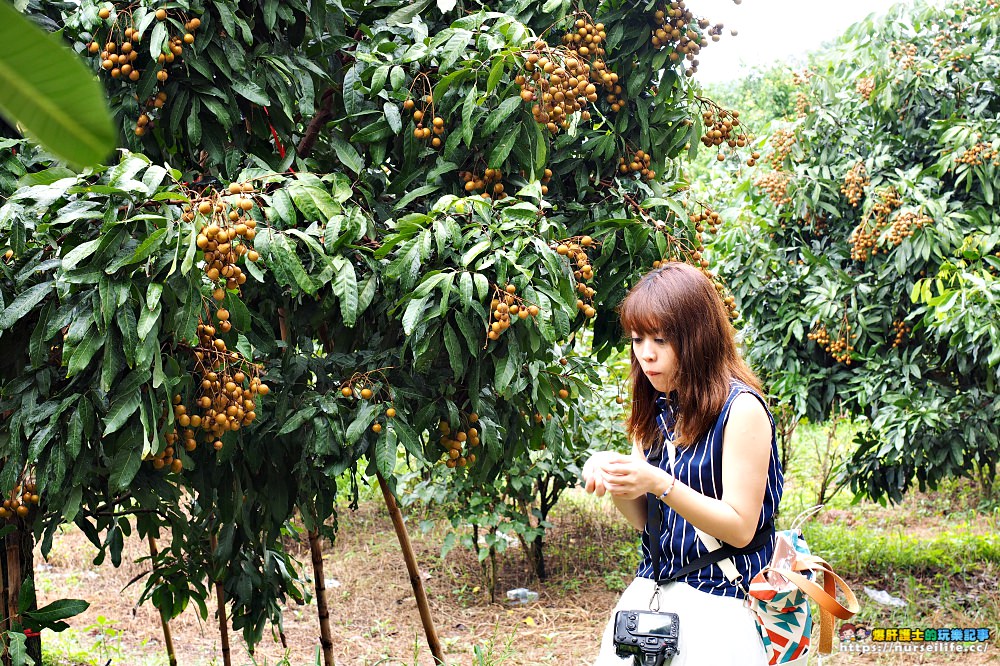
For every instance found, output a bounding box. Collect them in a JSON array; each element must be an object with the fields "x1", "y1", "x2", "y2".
[
  {"x1": 890, "y1": 319, "x2": 911, "y2": 348},
  {"x1": 766, "y1": 129, "x2": 797, "y2": 170},
  {"x1": 699, "y1": 107, "x2": 756, "y2": 165},
  {"x1": 520, "y1": 45, "x2": 598, "y2": 134},
  {"x1": 889, "y1": 41, "x2": 919, "y2": 70},
  {"x1": 460, "y1": 168, "x2": 507, "y2": 200},
  {"x1": 956, "y1": 142, "x2": 999, "y2": 167},
  {"x1": 840, "y1": 162, "x2": 869, "y2": 207},
  {"x1": 488, "y1": 284, "x2": 540, "y2": 341},
  {"x1": 855, "y1": 76, "x2": 876, "y2": 101},
  {"x1": 339, "y1": 375, "x2": 395, "y2": 433},
  {"x1": 689, "y1": 208, "x2": 720, "y2": 235},
  {"x1": 807, "y1": 323, "x2": 856, "y2": 364},
  {"x1": 754, "y1": 171, "x2": 793, "y2": 207},
  {"x1": 88, "y1": 6, "x2": 201, "y2": 132},
  {"x1": 404, "y1": 94, "x2": 446, "y2": 150},
  {"x1": 849, "y1": 186, "x2": 903, "y2": 261},
  {"x1": 438, "y1": 414, "x2": 480, "y2": 469},
  {"x1": 556, "y1": 236, "x2": 598, "y2": 318},
  {"x1": 618, "y1": 149, "x2": 656, "y2": 180},
  {"x1": 884, "y1": 211, "x2": 932, "y2": 247},
  {"x1": 649, "y1": 1, "x2": 721, "y2": 77},
  {"x1": 0, "y1": 479, "x2": 40, "y2": 520},
  {"x1": 190, "y1": 184, "x2": 260, "y2": 309},
  {"x1": 152, "y1": 323, "x2": 270, "y2": 471}
]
